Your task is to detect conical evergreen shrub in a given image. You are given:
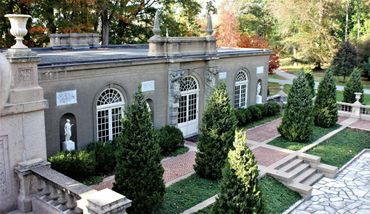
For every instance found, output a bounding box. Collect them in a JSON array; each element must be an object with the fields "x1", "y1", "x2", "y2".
[
  {"x1": 212, "y1": 130, "x2": 263, "y2": 214},
  {"x1": 113, "y1": 87, "x2": 165, "y2": 214},
  {"x1": 314, "y1": 68, "x2": 338, "y2": 127},
  {"x1": 343, "y1": 68, "x2": 364, "y2": 103},
  {"x1": 278, "y1": 72, "x2": 314, "y2": 142},
  {"x1": 194, "y1": 82, "x2": 237, "y2": 180},
  {"x1": 305, "y1": 71, "x2": 315, "y2": 97}
]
